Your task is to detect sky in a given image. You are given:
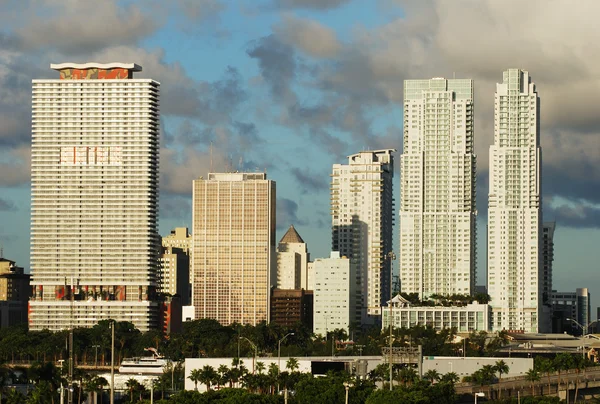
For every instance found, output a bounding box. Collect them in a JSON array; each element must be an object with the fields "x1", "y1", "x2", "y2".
[{"x1": 1, "y1": 0, "x2": 600, "y2": 316}]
